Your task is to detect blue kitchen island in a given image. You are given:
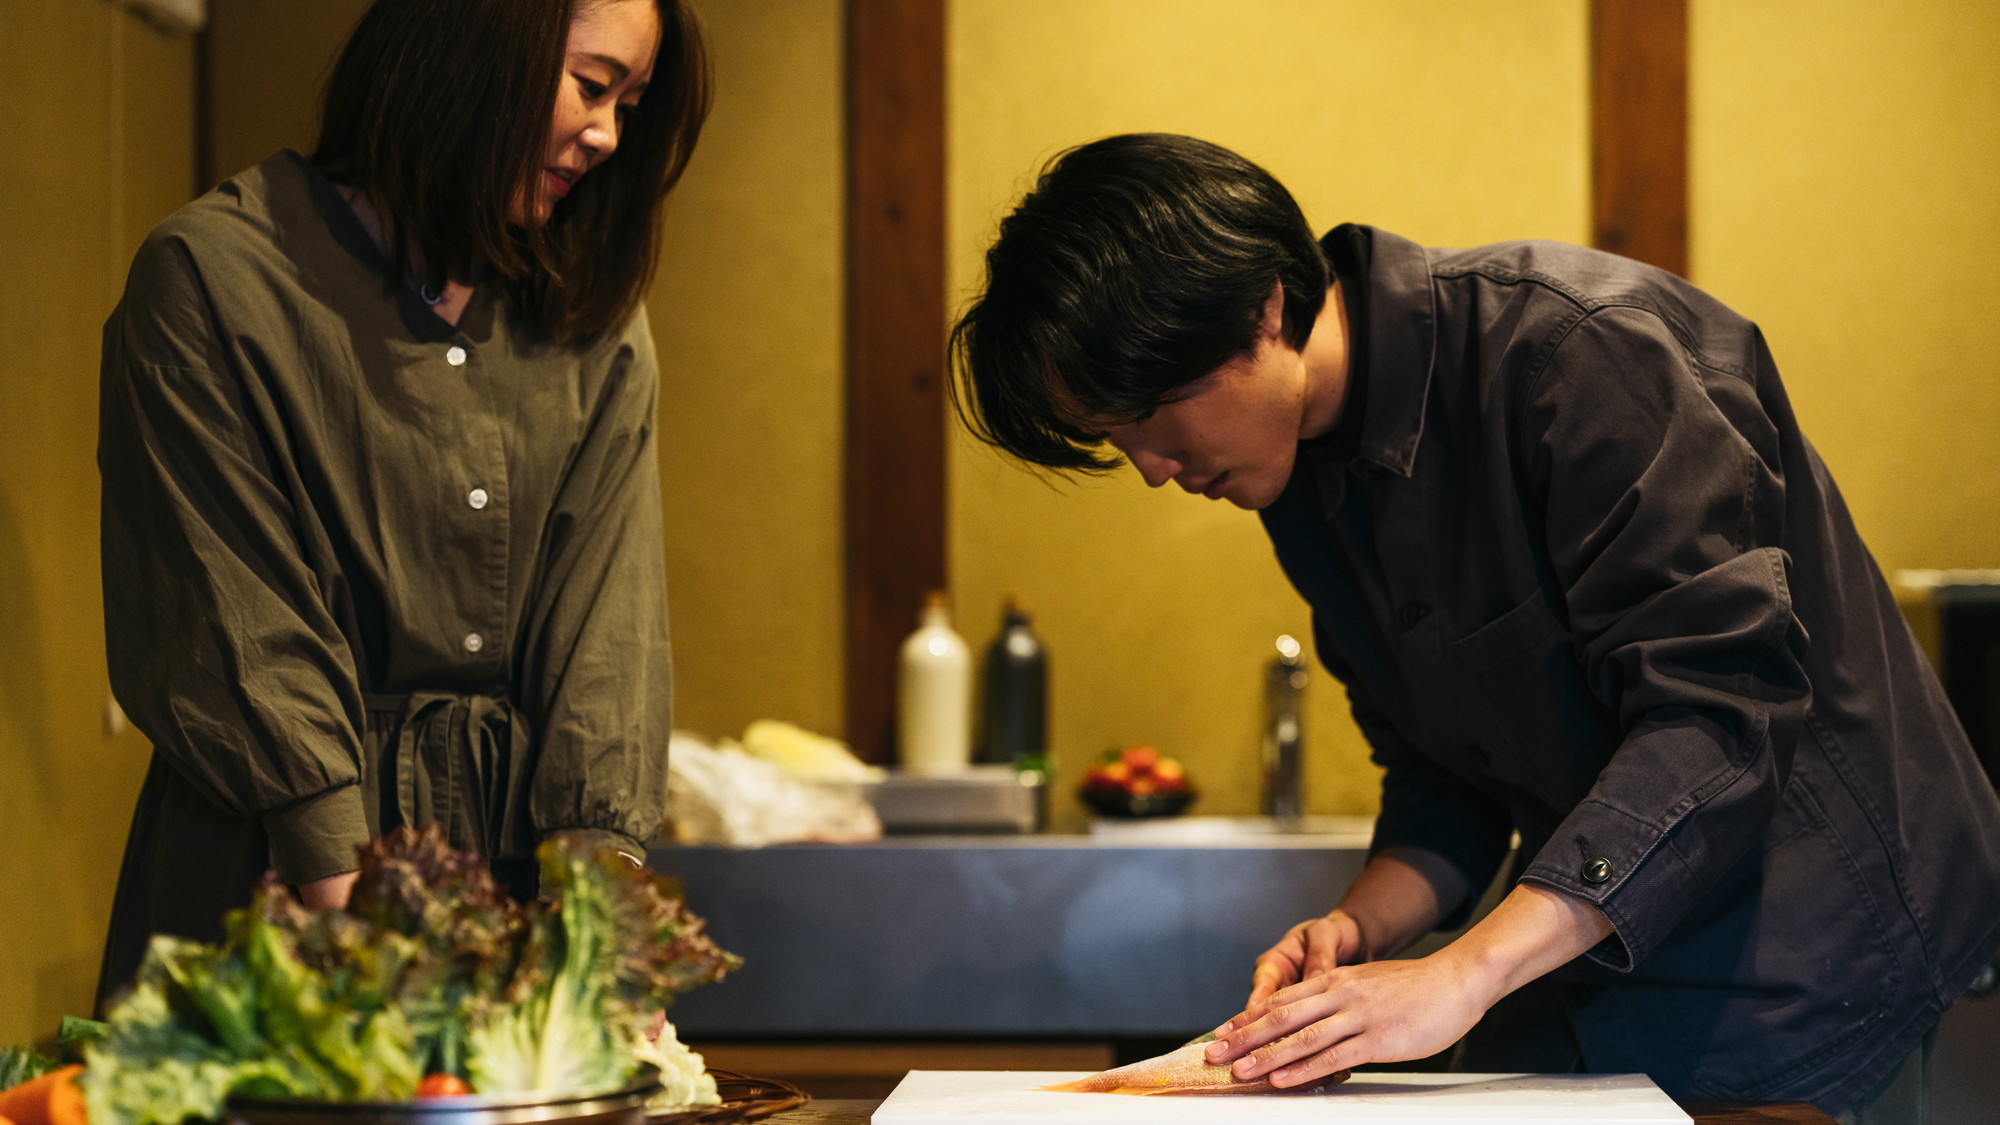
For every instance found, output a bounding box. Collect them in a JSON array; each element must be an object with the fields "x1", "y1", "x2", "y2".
[{"x1": 647, "y1": 818, "x2": 1404, "y2": 1039}]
